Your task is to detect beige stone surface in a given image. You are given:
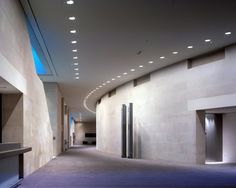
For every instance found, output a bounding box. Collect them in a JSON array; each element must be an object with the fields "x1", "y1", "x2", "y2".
[
  {"x1": 97, "y1": 45, "x2": 236, "y2": 165},
  {"x1": 44, "y1": 83, "x2": 63, "y2": 156},
  {"x1": 223, "y1": 112, "x2": 236, "y2": 163},
  {"x1": 0, "y1": 0, "x2": 53, "y2": 176}
]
